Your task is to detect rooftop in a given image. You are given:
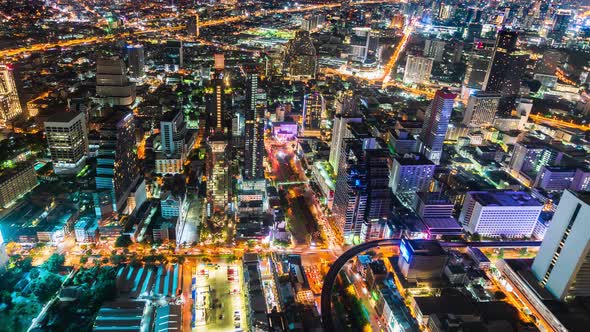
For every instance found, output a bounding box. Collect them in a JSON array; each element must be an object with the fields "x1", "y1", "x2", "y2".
[{"x1": 469, "y1": 191, "x2": 543, "y2": 207}]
